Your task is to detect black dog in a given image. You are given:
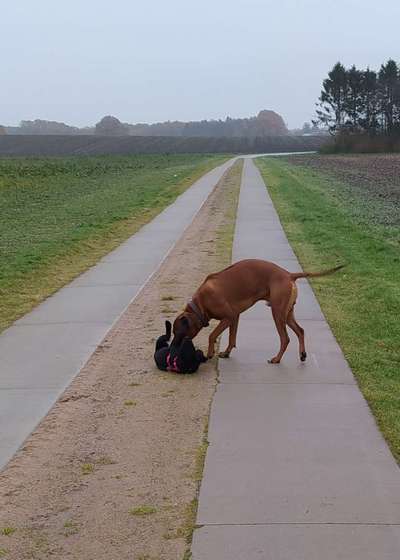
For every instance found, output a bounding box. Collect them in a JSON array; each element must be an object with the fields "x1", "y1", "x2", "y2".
[{"x1": 154, "y1": 320, "x2": 207, "y2": 374}]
